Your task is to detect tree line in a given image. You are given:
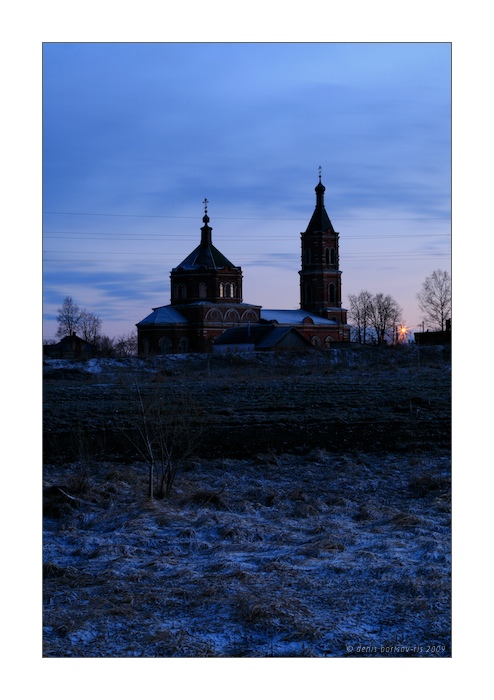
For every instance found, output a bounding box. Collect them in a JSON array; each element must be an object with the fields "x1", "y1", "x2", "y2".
[
  {"x1": 348, "y1": 269, "x2": 451, "y2": 345},
  {"x1": 47, "y1": 296, "x2": 137, "y2": 357}
]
